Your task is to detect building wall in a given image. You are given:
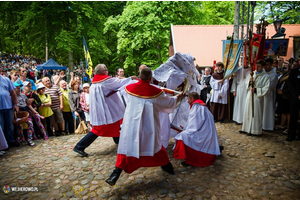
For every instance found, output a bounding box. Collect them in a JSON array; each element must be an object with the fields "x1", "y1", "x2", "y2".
[{"x1": 170, "y1": 25, "x2": 300, "y2": 67}]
